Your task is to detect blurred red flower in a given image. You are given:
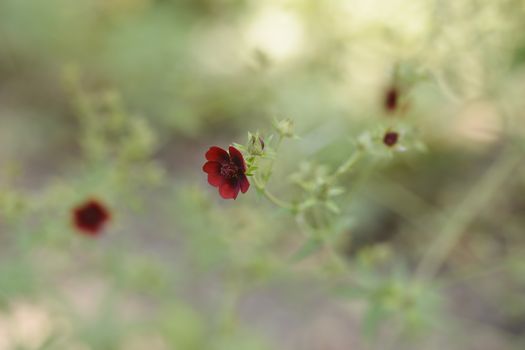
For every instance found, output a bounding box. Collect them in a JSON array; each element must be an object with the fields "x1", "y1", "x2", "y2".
[
  {"x1": 384, "y1": 87, "x2": 399, "y2": 112},
  {"x1": 73, "y1": 199, "x2": 111, "y2": 236},
  {"x1": 383, "y1": 131, "x2": 399, "y2": 147},
  {"x1": 203, "y1": 146, "x2": 250, "y2": 200}
]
